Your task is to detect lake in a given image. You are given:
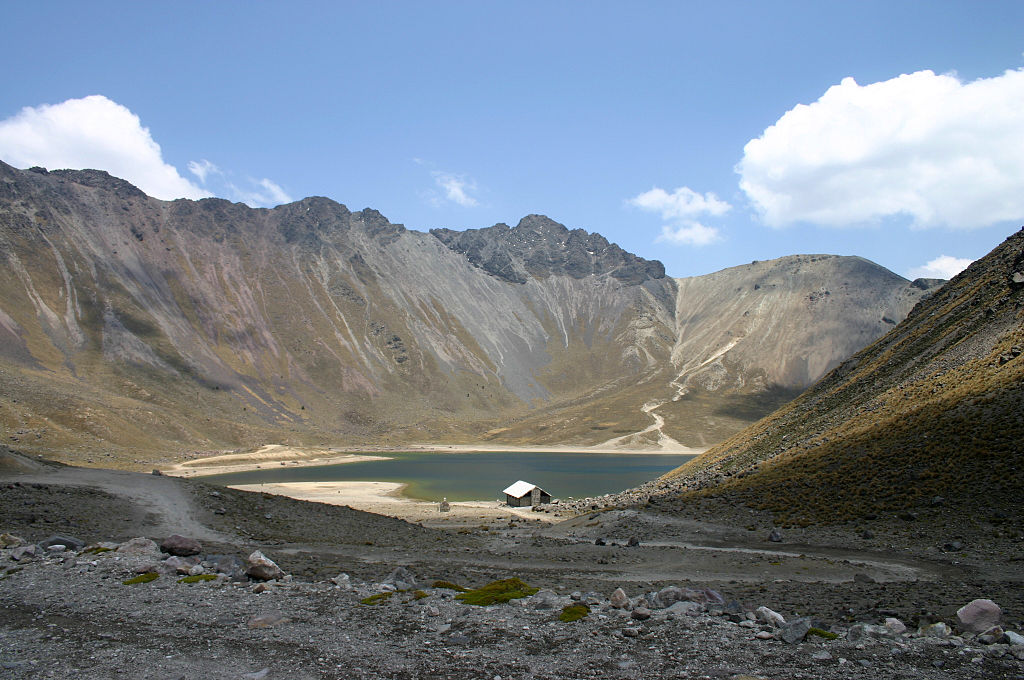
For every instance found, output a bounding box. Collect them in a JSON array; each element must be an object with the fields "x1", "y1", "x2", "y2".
[{"x1": 200, "y1": 450, "x2": 697, "y2": 502}]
